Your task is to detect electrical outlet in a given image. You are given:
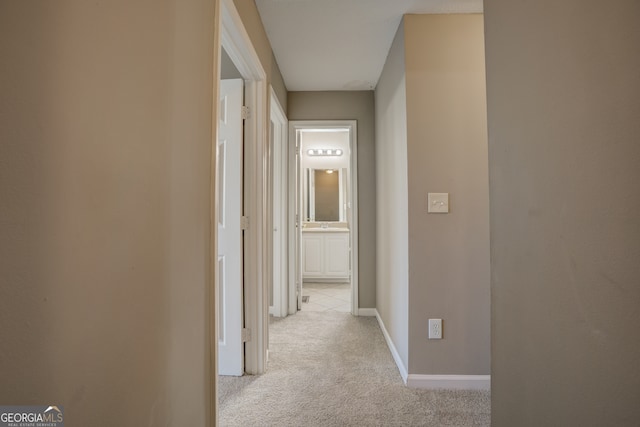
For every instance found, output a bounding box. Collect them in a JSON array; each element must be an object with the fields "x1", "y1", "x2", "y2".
[{"x1": 428, "y1": 319, "x2": 442, "y2": 339}]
